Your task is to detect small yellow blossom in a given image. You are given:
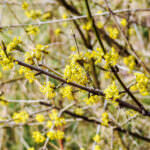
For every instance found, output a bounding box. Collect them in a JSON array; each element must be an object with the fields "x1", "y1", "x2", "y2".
[
  {"x1": 49, "y1": 109, "x2": 58, "y2": 120},
  {"x1": 62, "y1": 13, "x2": 67, "y2": 19},
  {"x1": 64, "y1": 54, "x2": 88, "y2": 85},
  {"x1": 128, "y1": 27, "x2": 135, "y2": 36},
  {"x1": 40, "y1": 81, "x2": 56, "y2": 99},
  {"x1": 25, "y1": 9, "x2": 42, "y2": 20},
  {"x1": 46, "y1": 120, "x2": 53, "y2": 128},
  {"x1": 126, "y1": 110, "x2": 137, "y2": 117},
  {"x1": 120, "y1": 18, "x2": 127, "y2": 27},
  {"x1": 32, "y1": 131, "x2": 45, "y2": 143},
  {"x1": 124, "y1": 55, "x2": 136, "y2": 72},
  {"x1": 70, "y1": 46, "x2": 76, "y2": 51},
  {"x1": 74, "y1": 108, "x2": 84, "y2": 115},
  {"x1": 93, "y1": 134, "x2": 101, "y2": 143},
  {"x1": 35, "y1": 114, "x2": 45, "y2": 123},
  {"x1": 107, "y1": 27, "x2": 119, "y2": 39},
  {"x1": 7, "y1": 37, "x2": 22, "y2": 52},
  {"x1": 47, "y1": 130, "x2": 64, "y2": 140},
  {"x1": 96, "y1": 21, "x2": 103, "y2": 29},
  {"x1": 12, "y1": 111, "x2": 29, "y2": 124},
  {"x1": 19, "y1": 66, "x2": 35, "y2": 83},
  {"x1": 0, "y1": 48, "x2": 14, "y2": 70},
  {"x1": 104, "y1": 82, "x2": 120, "y2": 104},
  {"x1": 60, "y1": 86, "x2": 74, "y2": 100},
  {"x1": 131, "y1": 73, "x2": 149, "y2": 96},
  {"x1": 104, "y1": 47, "x2": 119, "y2": 69},
  {"x1": 22, "y1": 2, "x2": 29, "y2": 10},
  {"x1": 42, "y1": 12, "x2": 51, "y2": 20},
  {"x1": 26, "y1": 25, "x2": 39, "y2": 35},
  {"x1": 104, "y1": 72, "x2": 111, "y2": 79},
  {"x1": 49, "y1": 110, "x2": 66, "y2": 127},
  {"x1": 85, "y1": 48, "x2": 104, "y2": 65},
  {"x1": 32, "y1": 44, "x2": 49, "y2": 61},
  {"x1": 84, "y1": 95, "x2": 100, "y2": 105},
  {"x1": 82, "y1": 20, "x2": 92, "y2": 31},
  {"x1": 62, "y1": 14, "x2": 68, "y2": 27},
  {"x1": 55, "y1": 28, "x2": 61, "y2": 36},
  {"x1": 101, "y1": 112, "x2": 109, "y2": 126}
]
